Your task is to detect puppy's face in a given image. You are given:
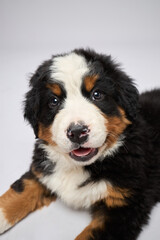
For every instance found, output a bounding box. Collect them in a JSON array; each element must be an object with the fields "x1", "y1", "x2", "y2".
[{"x1": 25, "y1": 49, "x2": 138, "y2": 166}]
